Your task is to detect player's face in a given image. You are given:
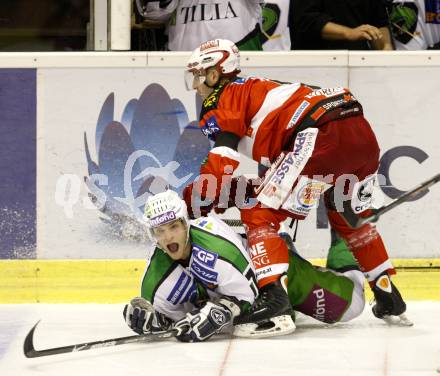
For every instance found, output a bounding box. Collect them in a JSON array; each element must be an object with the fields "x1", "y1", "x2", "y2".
[
  {"x1": 152, "y1": 219, "x2": 190, "y2": 260},
  {"x1": 188, "y1": 67, "x2": 218, "y2": 99}
]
